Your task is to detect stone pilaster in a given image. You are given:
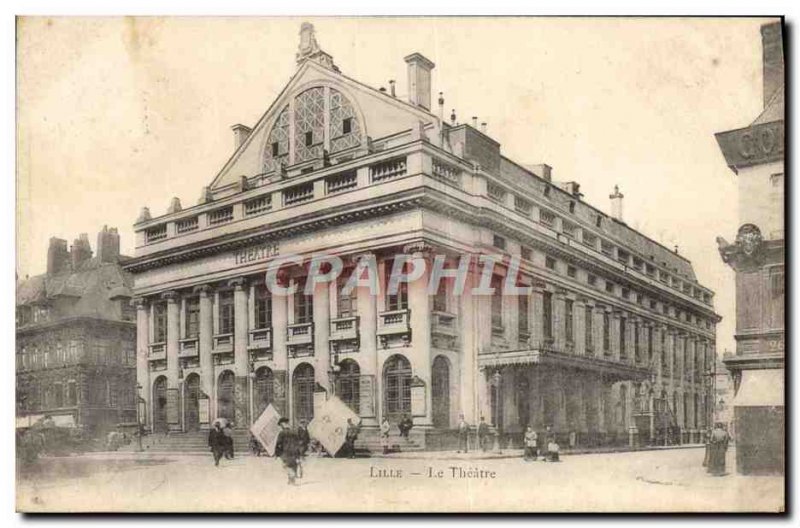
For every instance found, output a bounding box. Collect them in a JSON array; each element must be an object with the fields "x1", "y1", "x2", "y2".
[
  {"x1": 230, "y1": 278, "x2": 250, "y2": 426},
  {"x1": 135, "y1": 297, "x2": 150, "y2": 430},
  {"x1": 459, "y1": 264, "x2": 478, "y2": 424},
  {"x1": 313, "y1": 278, "x2": 331, "y2": 392},
  {"x1": 405, "y1": 243, "x2": 433, "y2": 427},
  {"x1": 271, "y1": 275, "x2": 289, "y2": 417},
  {"x1": 195, "y1": 285, "x2": 214, "y2": 420},
  {"x1": 354, "y1": 252, "x2": 379, "y2": 427}
]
